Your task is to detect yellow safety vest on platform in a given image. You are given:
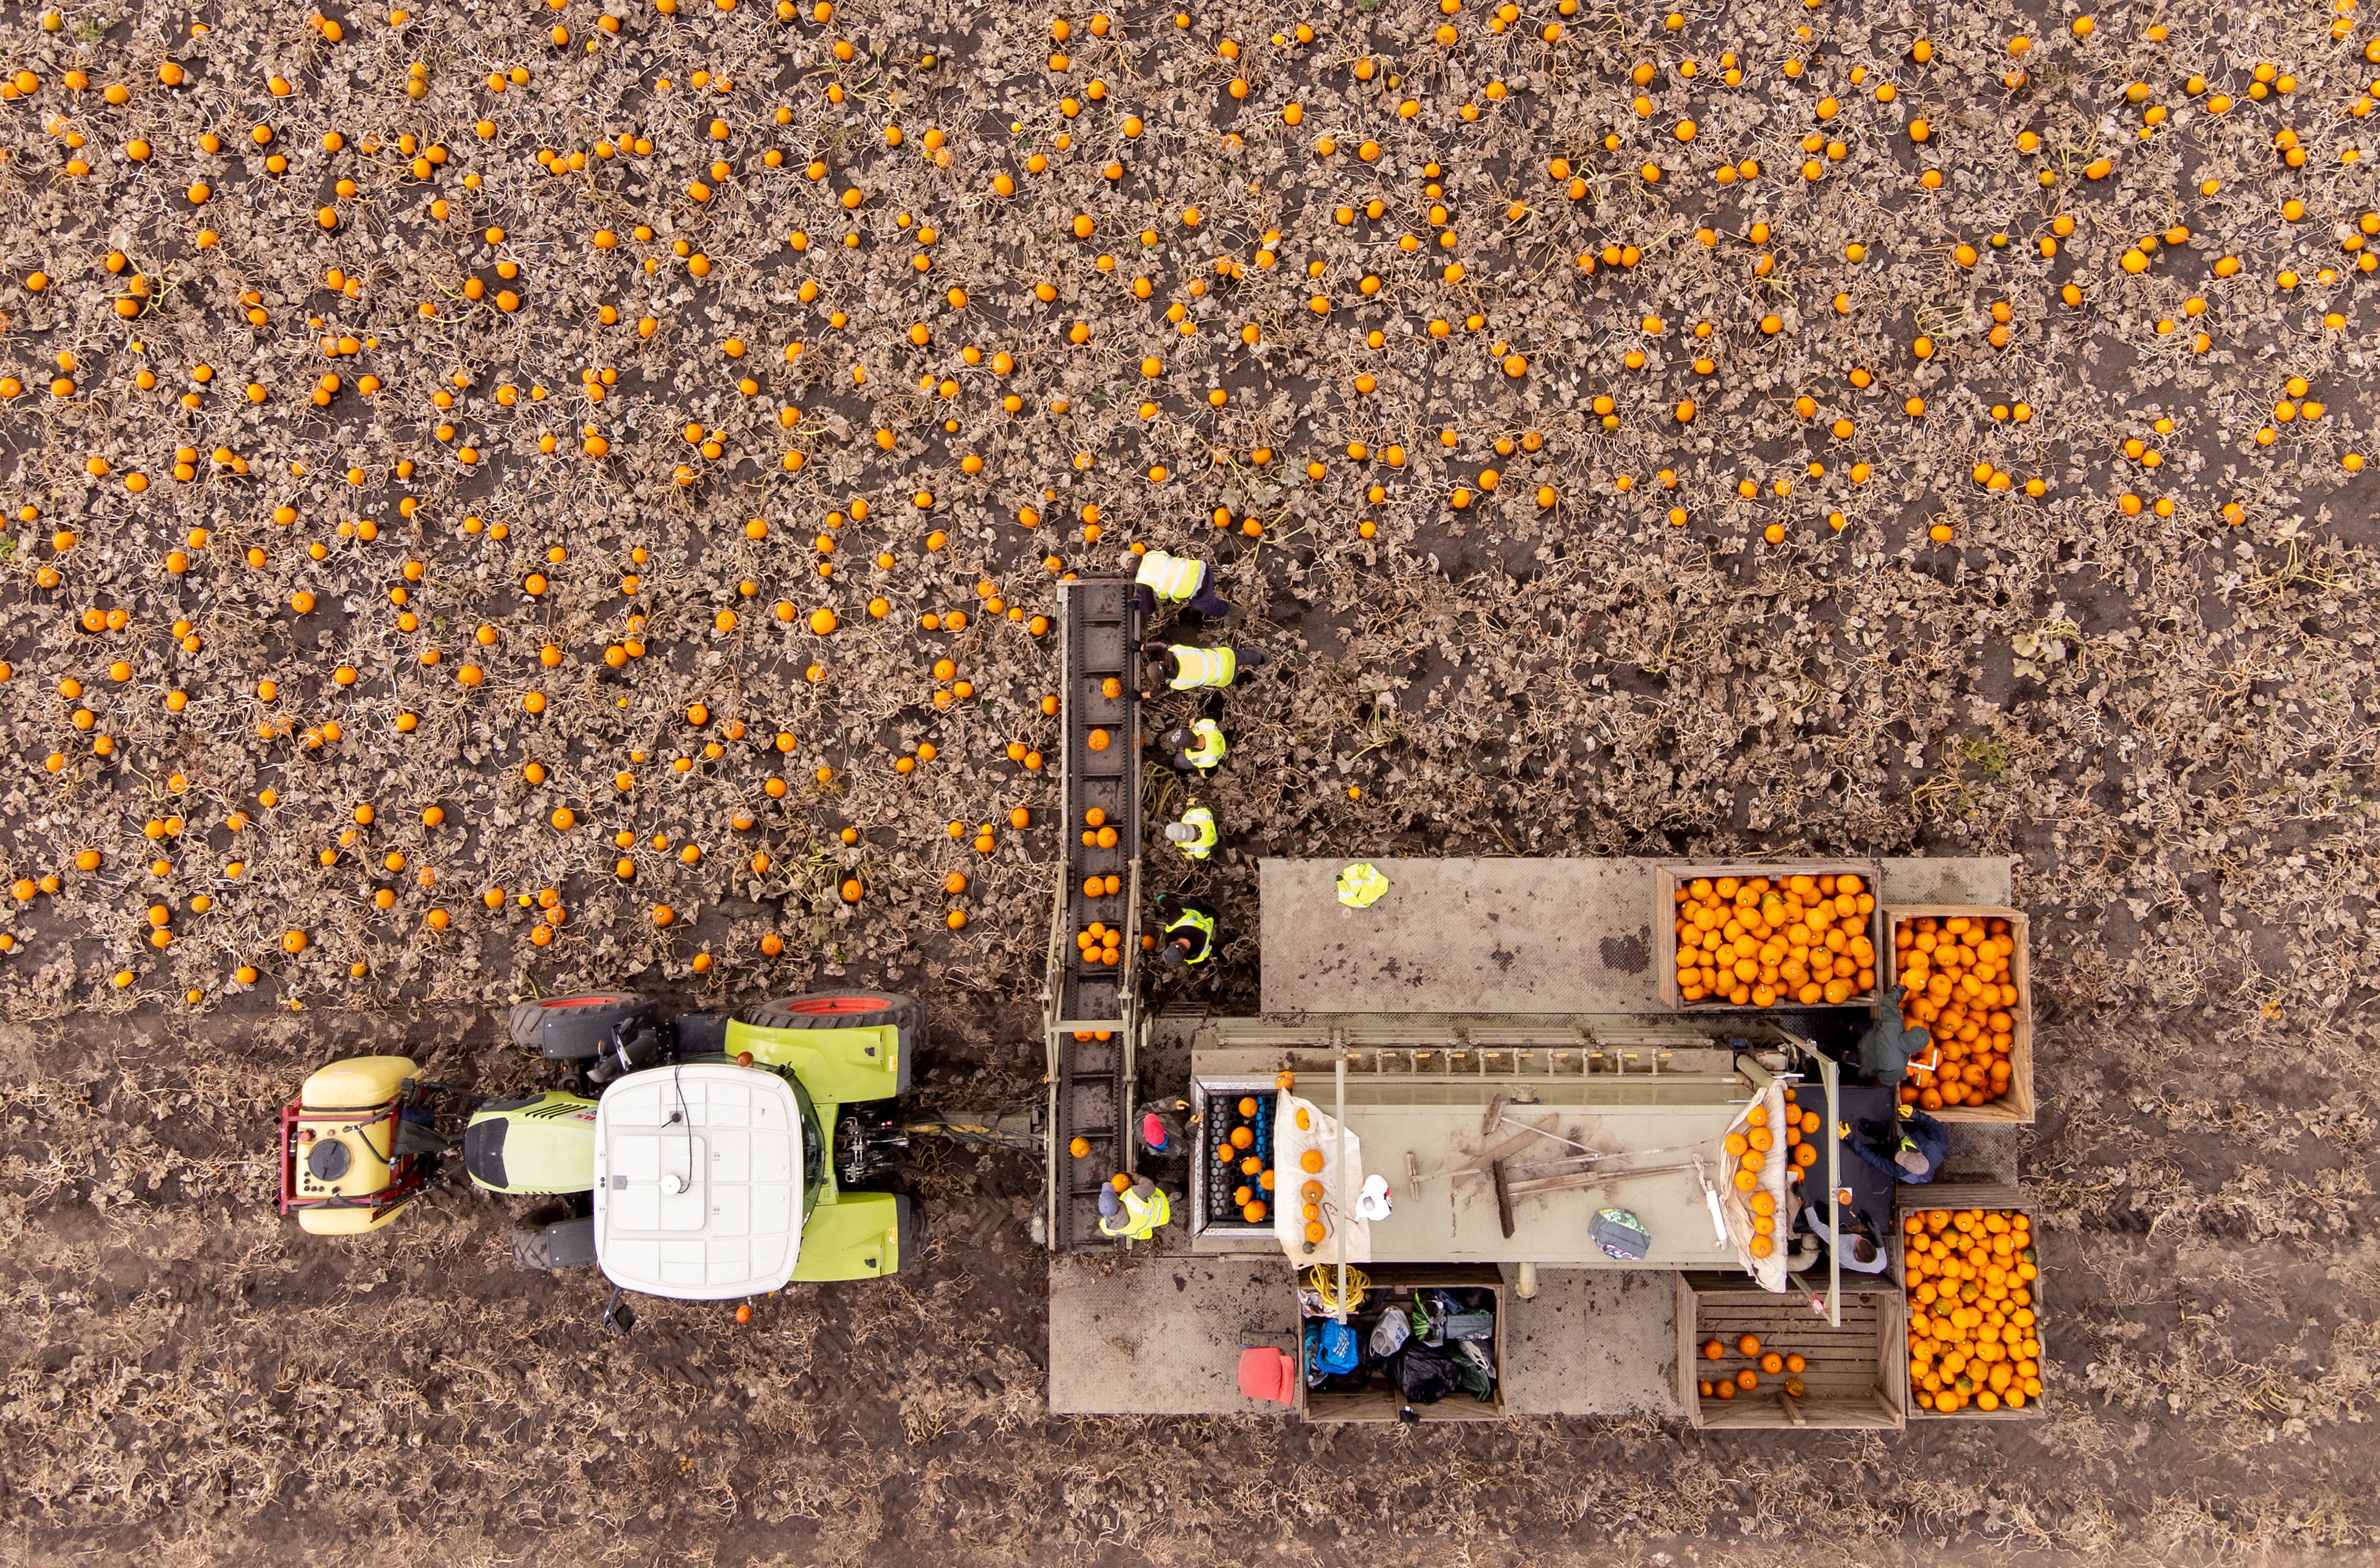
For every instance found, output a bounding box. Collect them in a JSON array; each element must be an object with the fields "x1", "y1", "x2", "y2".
[
  {"x1": 1337, "y1": 862, "x2": 1390, "y2": 909},
  {"x1": 1135, "y1": 550, "x2": 1205, "y2": 602},
  {"x1": 1168, "y1": 645, "x2": 1237, "y2": 690}
]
